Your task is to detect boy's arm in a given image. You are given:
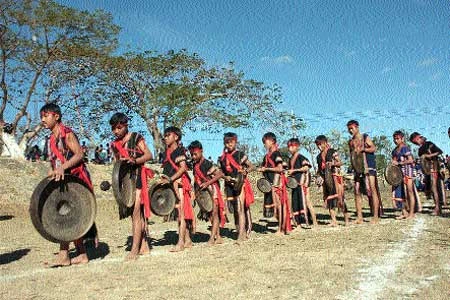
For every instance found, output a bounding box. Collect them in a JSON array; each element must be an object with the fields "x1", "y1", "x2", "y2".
[
  {"x1": 200, "y1": 167, "x2": 224, "y2": 189},
  {"x1": 364, "y1": 136, "x2": 377, "y2": 153},
  {"x1": 169, "y1": 160, "x2": 188, "y2": 183},
  {"x1": 51, "y1": 132, "x2": 83, "y2": 181},
  {"x1": 133, "y1": 139, "x2": 152, "y2": 165}
]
